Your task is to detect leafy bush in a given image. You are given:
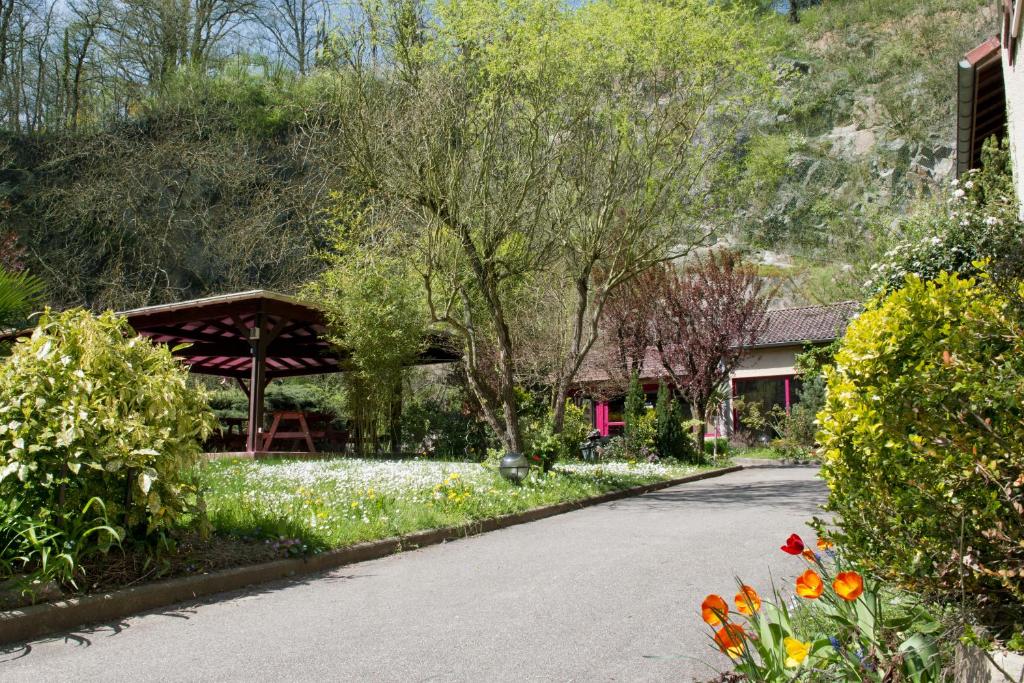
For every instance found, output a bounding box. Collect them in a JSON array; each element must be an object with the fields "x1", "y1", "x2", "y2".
[
  {"x1": 818, "y1": 271, "x2": 1024, "y2": 627},
  {"x1": 207, "y1": 387, "x2": 248, "y2": 419},
  {"x1": 654, "y1": 382, "x2": 698, "y2": 462},
  {"x1": 703, "y1": 437, "x2": 729, "y2": 457},
  {"x1": 522, "y1": 402, "x2": 594, "y2": 470},
  {"x1": 0, "y1": 309, "x2": 216, "y2": 590},
  {"x1": 589, "y1": 435, "x2": 657, "y2": 463},
  {"x1": 405, "y1": 399, "x2": 492, "y2": 460}
]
